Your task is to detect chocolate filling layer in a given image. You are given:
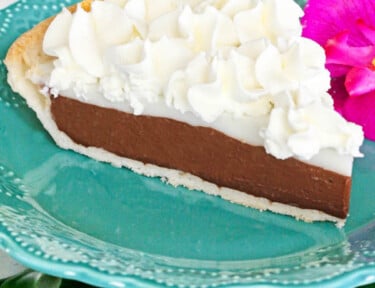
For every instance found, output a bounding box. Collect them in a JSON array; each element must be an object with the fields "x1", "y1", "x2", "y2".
[{"x1": 51, "y1": 96, "x2": 351, "y2": 218}]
